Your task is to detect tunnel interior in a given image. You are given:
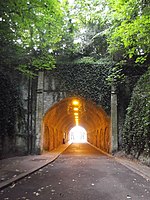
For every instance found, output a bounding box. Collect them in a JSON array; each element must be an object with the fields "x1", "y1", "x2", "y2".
[{"x1": 42, "y1": 97, "x2": 111, "y2": 153}]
